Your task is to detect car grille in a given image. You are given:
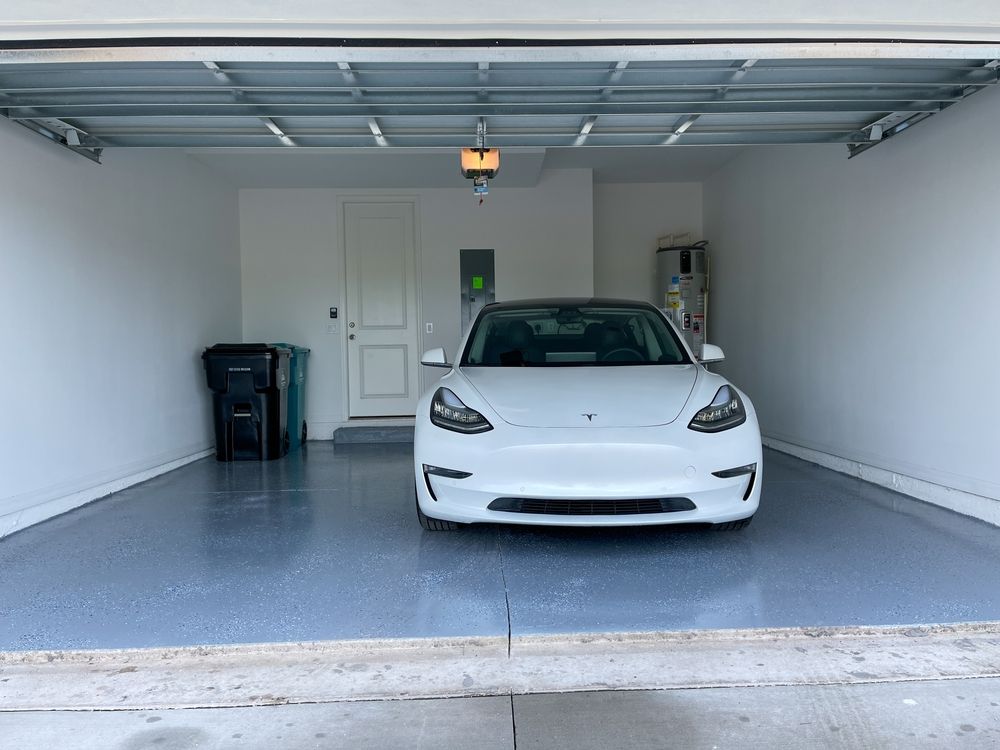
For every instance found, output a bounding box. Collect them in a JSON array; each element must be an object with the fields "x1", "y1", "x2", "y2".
[{"x1": 486, "y1": 497, "x2": 696, "y2": 516}]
